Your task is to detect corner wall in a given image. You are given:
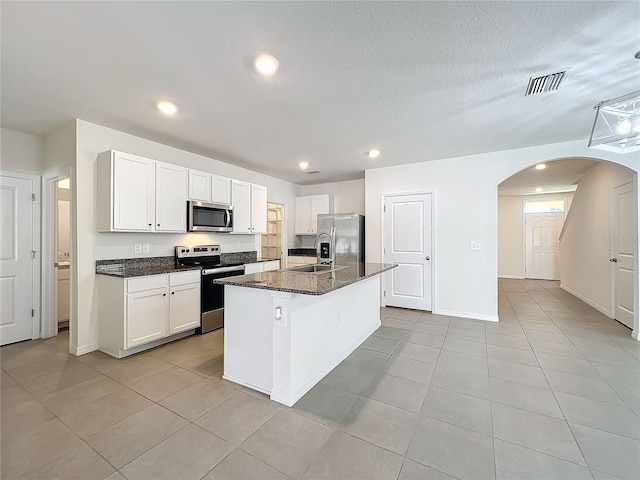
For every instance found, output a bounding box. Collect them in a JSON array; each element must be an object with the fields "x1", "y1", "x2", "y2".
[
  {"x1": 365, "y1": 140, "x2": 639, "y2": 328},
  {"x1": 559, "y1": 163, "x2": 635, "y2": 316},
  {"x1": 1, "y1": 128, "x2": 44, "y2": 174}
]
